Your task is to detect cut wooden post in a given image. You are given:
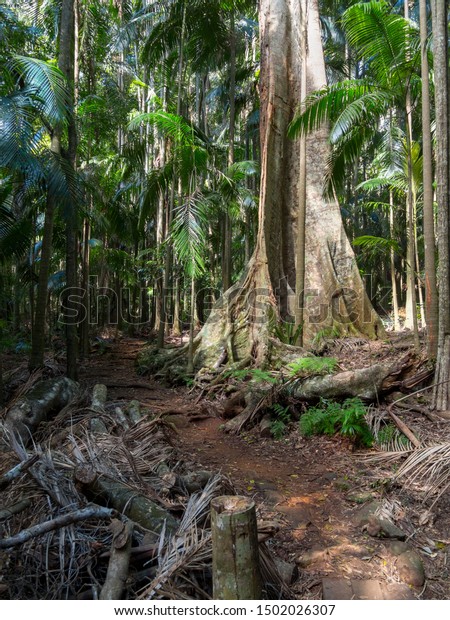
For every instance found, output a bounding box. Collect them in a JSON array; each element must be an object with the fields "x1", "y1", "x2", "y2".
[{"x1": 211, "y1": 495, "x2": 262, "y2": 600}]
